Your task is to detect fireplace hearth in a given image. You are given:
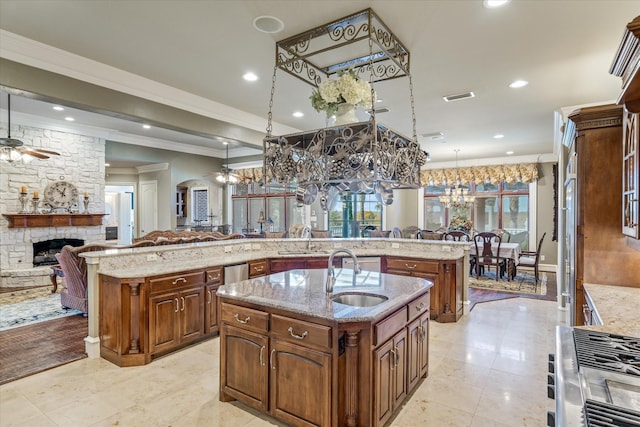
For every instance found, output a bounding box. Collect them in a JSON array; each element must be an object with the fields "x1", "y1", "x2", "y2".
[{"x1": 33, "y1": 239, "x2": 84, "y2": 266}]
